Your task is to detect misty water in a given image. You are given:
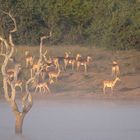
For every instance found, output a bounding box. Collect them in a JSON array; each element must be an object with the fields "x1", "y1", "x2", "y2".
[{"x1": 1, "y1": 98, "x2": 140, "y2": 140}]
